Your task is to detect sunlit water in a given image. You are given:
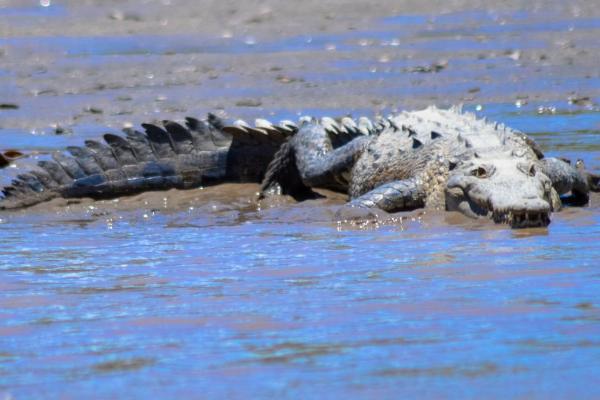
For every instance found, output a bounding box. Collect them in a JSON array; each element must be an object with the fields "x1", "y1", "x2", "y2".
[{"x1": 1, "y1": 5, "x2": 600, "y2": 399}]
